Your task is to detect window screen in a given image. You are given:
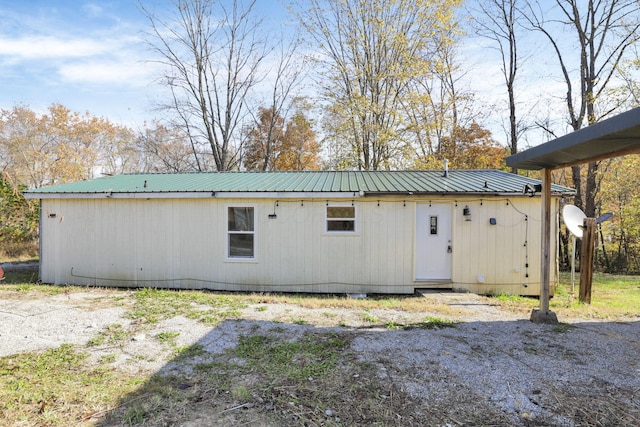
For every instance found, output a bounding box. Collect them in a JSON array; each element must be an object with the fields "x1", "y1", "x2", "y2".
[
  {"x1": 228, "y1": 207, "x2": 254, "y2": 258},
  {"x1": 326, "y1": 206, "x2": 356, "y2": 232}
]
